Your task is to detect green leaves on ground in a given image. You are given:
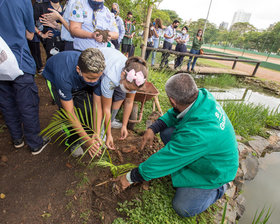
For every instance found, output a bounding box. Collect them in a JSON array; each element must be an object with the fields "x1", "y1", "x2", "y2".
[{"x1": 113, "y1": 178, "x2": 218, "y2": 224}]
